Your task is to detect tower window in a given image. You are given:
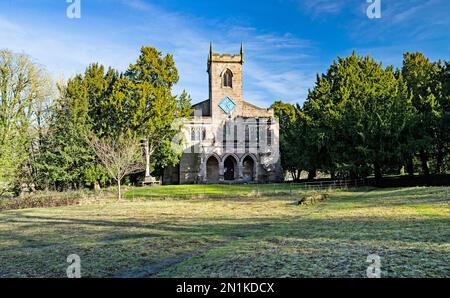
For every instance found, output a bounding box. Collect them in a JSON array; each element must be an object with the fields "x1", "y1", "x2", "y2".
[{"x1": 223, "y1": 69, "x2": 233, "y2": 88}]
